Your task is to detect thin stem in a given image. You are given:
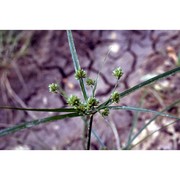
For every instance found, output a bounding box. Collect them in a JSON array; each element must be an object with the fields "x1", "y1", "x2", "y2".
[
  {"x1": 87, "y1": 115, "x2": 94, "y2": 150},
  {"x1": 82, "y1": 116, "x2": 89, "y2": 150},
  {"x1": 92, "y1": 129, "x2": 107, "y2": 149},
  {"x1": 92, "y1": 48, "x2": 112, "y2": 97}
]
